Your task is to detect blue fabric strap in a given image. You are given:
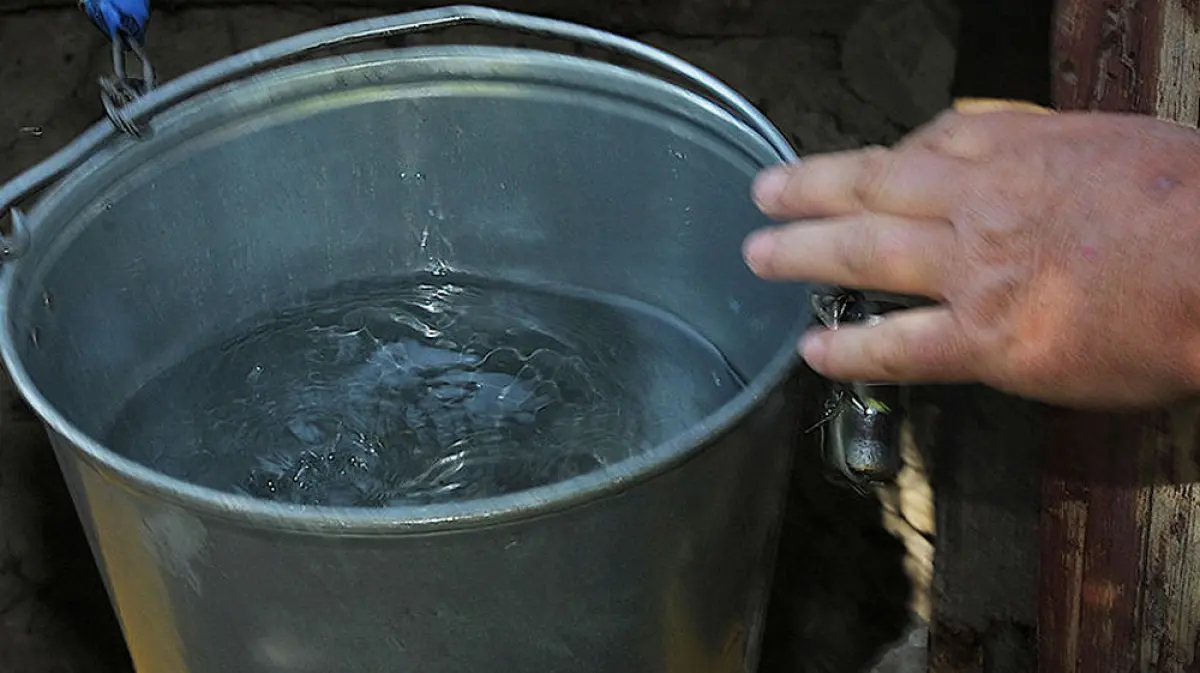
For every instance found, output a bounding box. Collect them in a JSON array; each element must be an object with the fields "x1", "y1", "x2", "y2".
[{"x1": 79, "y1": 0, "x2": 151, "y2": 45}]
